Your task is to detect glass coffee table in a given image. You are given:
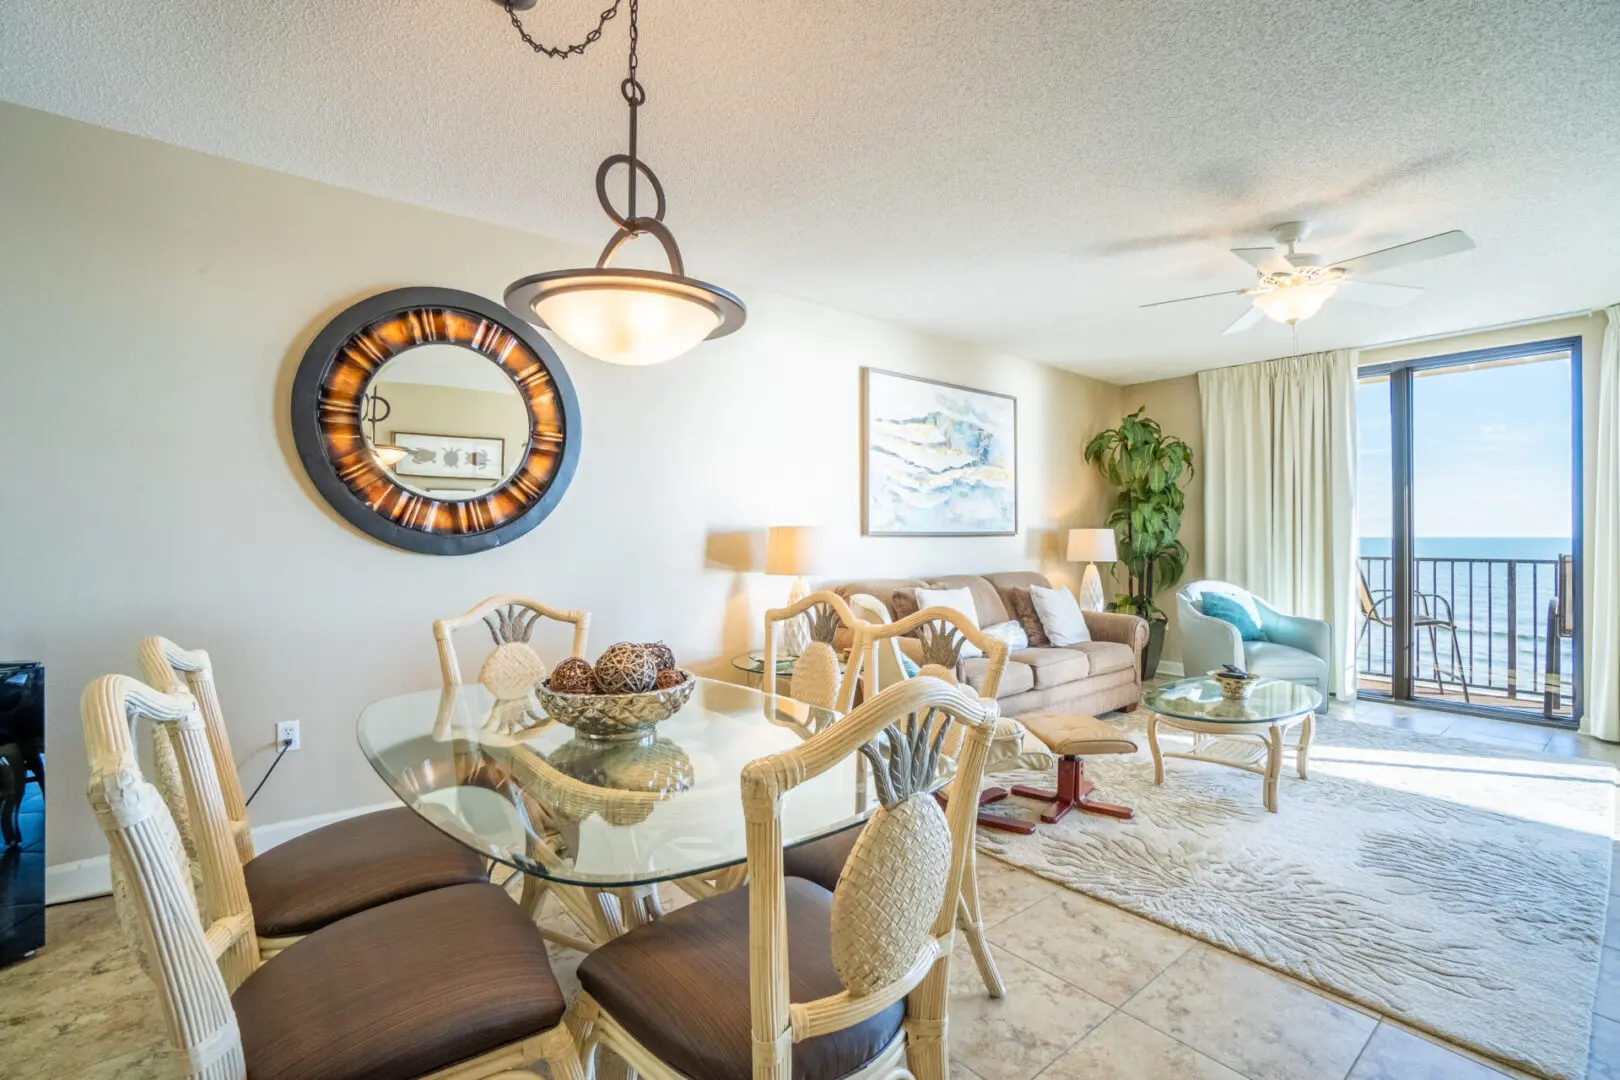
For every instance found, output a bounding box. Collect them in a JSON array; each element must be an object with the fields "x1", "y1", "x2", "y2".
[{"x1": 1142, "y1": 676, "x2": 1323, "y2": 813}]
